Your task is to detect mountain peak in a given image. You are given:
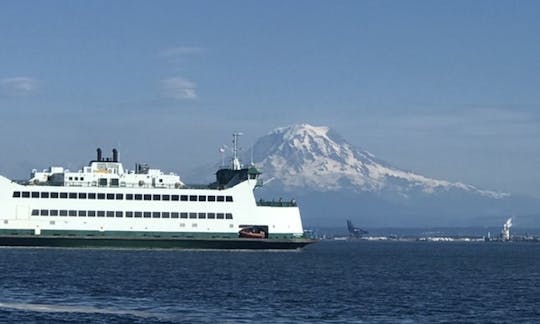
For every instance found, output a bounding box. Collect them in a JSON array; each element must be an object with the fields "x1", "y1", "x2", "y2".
[
  {"x1": 273, "y1": 123, "x2": 330, "y2": 139},
  {"x1": 266, "y1": 123, "x2": 354, "y2": 160},
  {"x1": 252, "y1": 123, "x2": 507, "y2": 199}
]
